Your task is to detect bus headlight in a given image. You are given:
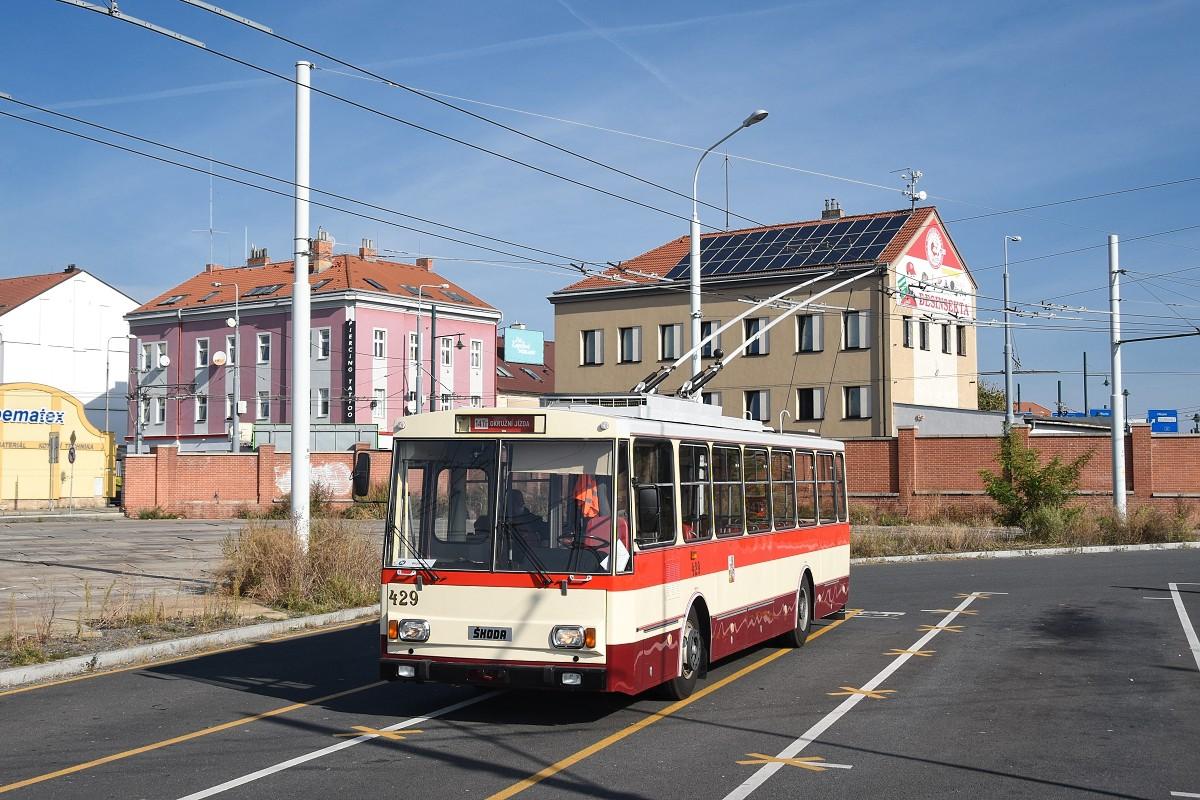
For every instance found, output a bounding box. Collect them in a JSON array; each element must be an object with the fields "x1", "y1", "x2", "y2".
[
  {"x1": 398, "y1": 619, "x2": 430, "y2": 642},
  {"x1": 552, "y1": 625, "x2": 595, "y2": 649}
]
